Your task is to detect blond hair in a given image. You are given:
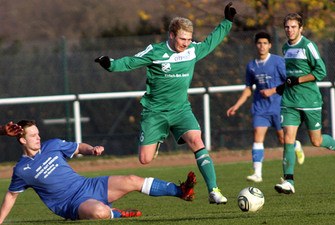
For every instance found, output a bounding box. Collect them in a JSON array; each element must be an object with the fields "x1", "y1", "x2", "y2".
[{"x1": 168, "y1": 17, "x2": 193, "y2": 36}]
